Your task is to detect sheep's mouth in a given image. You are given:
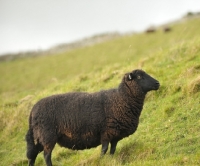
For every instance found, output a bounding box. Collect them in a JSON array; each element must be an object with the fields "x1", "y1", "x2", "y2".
[
  {"x1": 154, "y1": 84, "x2": 160, "y2": 90},
  {"x1": 152, "y1": 82, "x2": 160, "y2": 90}
]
